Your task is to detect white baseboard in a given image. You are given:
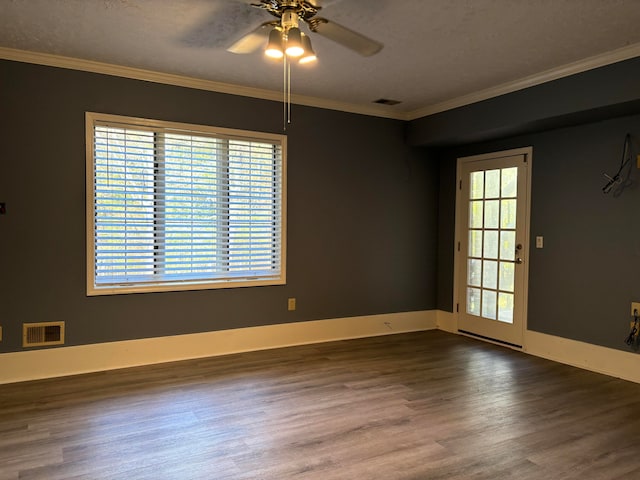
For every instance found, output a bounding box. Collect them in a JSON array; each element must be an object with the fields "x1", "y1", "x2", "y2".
[
  {"x1": 0, "y1": 310, "x2": 436, "y2": 385},
  {"x1": 436, "y1": 310, "x2": 457, "y2": 333},
  {"x1": 435, "y1": 308, "x2": 640, "y2": 384},
  {"x1": 3, "y1": 309, "x2": 638, "y2": 386},
  {"x1": 524, "y1": 330, "x2": 640, "y2": 384}
]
